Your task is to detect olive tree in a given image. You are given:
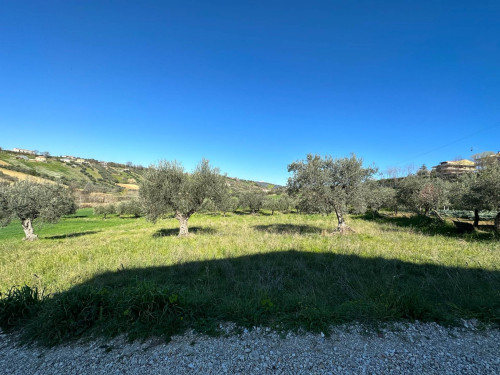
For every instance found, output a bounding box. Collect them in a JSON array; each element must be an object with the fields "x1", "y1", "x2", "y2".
[
  {"x1": 396, "y1": 175, "x2": 449, "y2": 216},
  {"x1": 449, "y1": 173, "x2": 484, "y2": 226},
  {"x1": 264, "y1": 195, "x2": 292, "y2": 214},
  {"x1": 362, "y1": 181, "x2": 397, "y2": 216},
  {"x1": 140, "y1": 159, "x2": 226, "y2": 236},
  {"x1": 458, "y1": 164, "x2": 500, "y2": 231},
  {"x1": 94, "y1": 203, "x2": 116, "y2": 219},
  {"x1": 263, "y1": 197, "x2": 280, "y2": 215},
  {"x1": 478, "y1": 165, "x2": 500, "y2": 232},
  {"x1": 0, "y1": 180, "x2": 76, "y2": 240},
  {"x1": 239, "y1": 192, "x2": 265, "y2": 213},
  {"x1": 277, "y1": 195, "x2": 293, "y2": 213},
  {"x1": 287, "y1": 154, "x2": 376, "y2": 232},
  {"x1": 116, "y1": 199, "x2": 143, "y2": 218},
  {"x1": 217, "y1": 193, "x2": 239, "y2": 217}
]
